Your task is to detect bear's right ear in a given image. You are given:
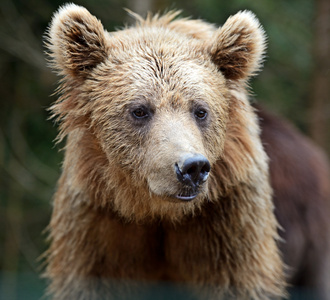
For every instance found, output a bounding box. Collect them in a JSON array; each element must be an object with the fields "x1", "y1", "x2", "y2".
[{"x1": 46, "y1": 4, "x2": 109, "y2": 79}]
